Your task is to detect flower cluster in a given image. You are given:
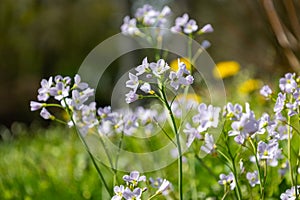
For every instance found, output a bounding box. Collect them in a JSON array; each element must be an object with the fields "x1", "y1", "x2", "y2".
[
  {"x1": 121, "y1": 4, "x2": 213, "y2": 50},
  {"x1": 125, "y1": 57, "x2": 194, "y2": 104},
  {"x1": 112, "y1": 171, "x2": 170, "y2": 200},
  {"x1": 280, "y1": 185, "x2": 300, "y2": 200},
  {"x1": 183, "y1": 103, "x2": 220, "y2": 153},
  {"x1": 262, "y1": 73, "x2": 300, "y2": 117},
  {"x1": 97, "y1": 106, "x2": 165, "y2": 136},
  {"x1": 171, "y1": 13, "x2": 213, "y2": 35},
  {"x1": 30, "y1": 74, "x2": 93, "y2": 121},
  {"x1": 121, "y1": 4, "x2": 171, "y2": 37}
]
